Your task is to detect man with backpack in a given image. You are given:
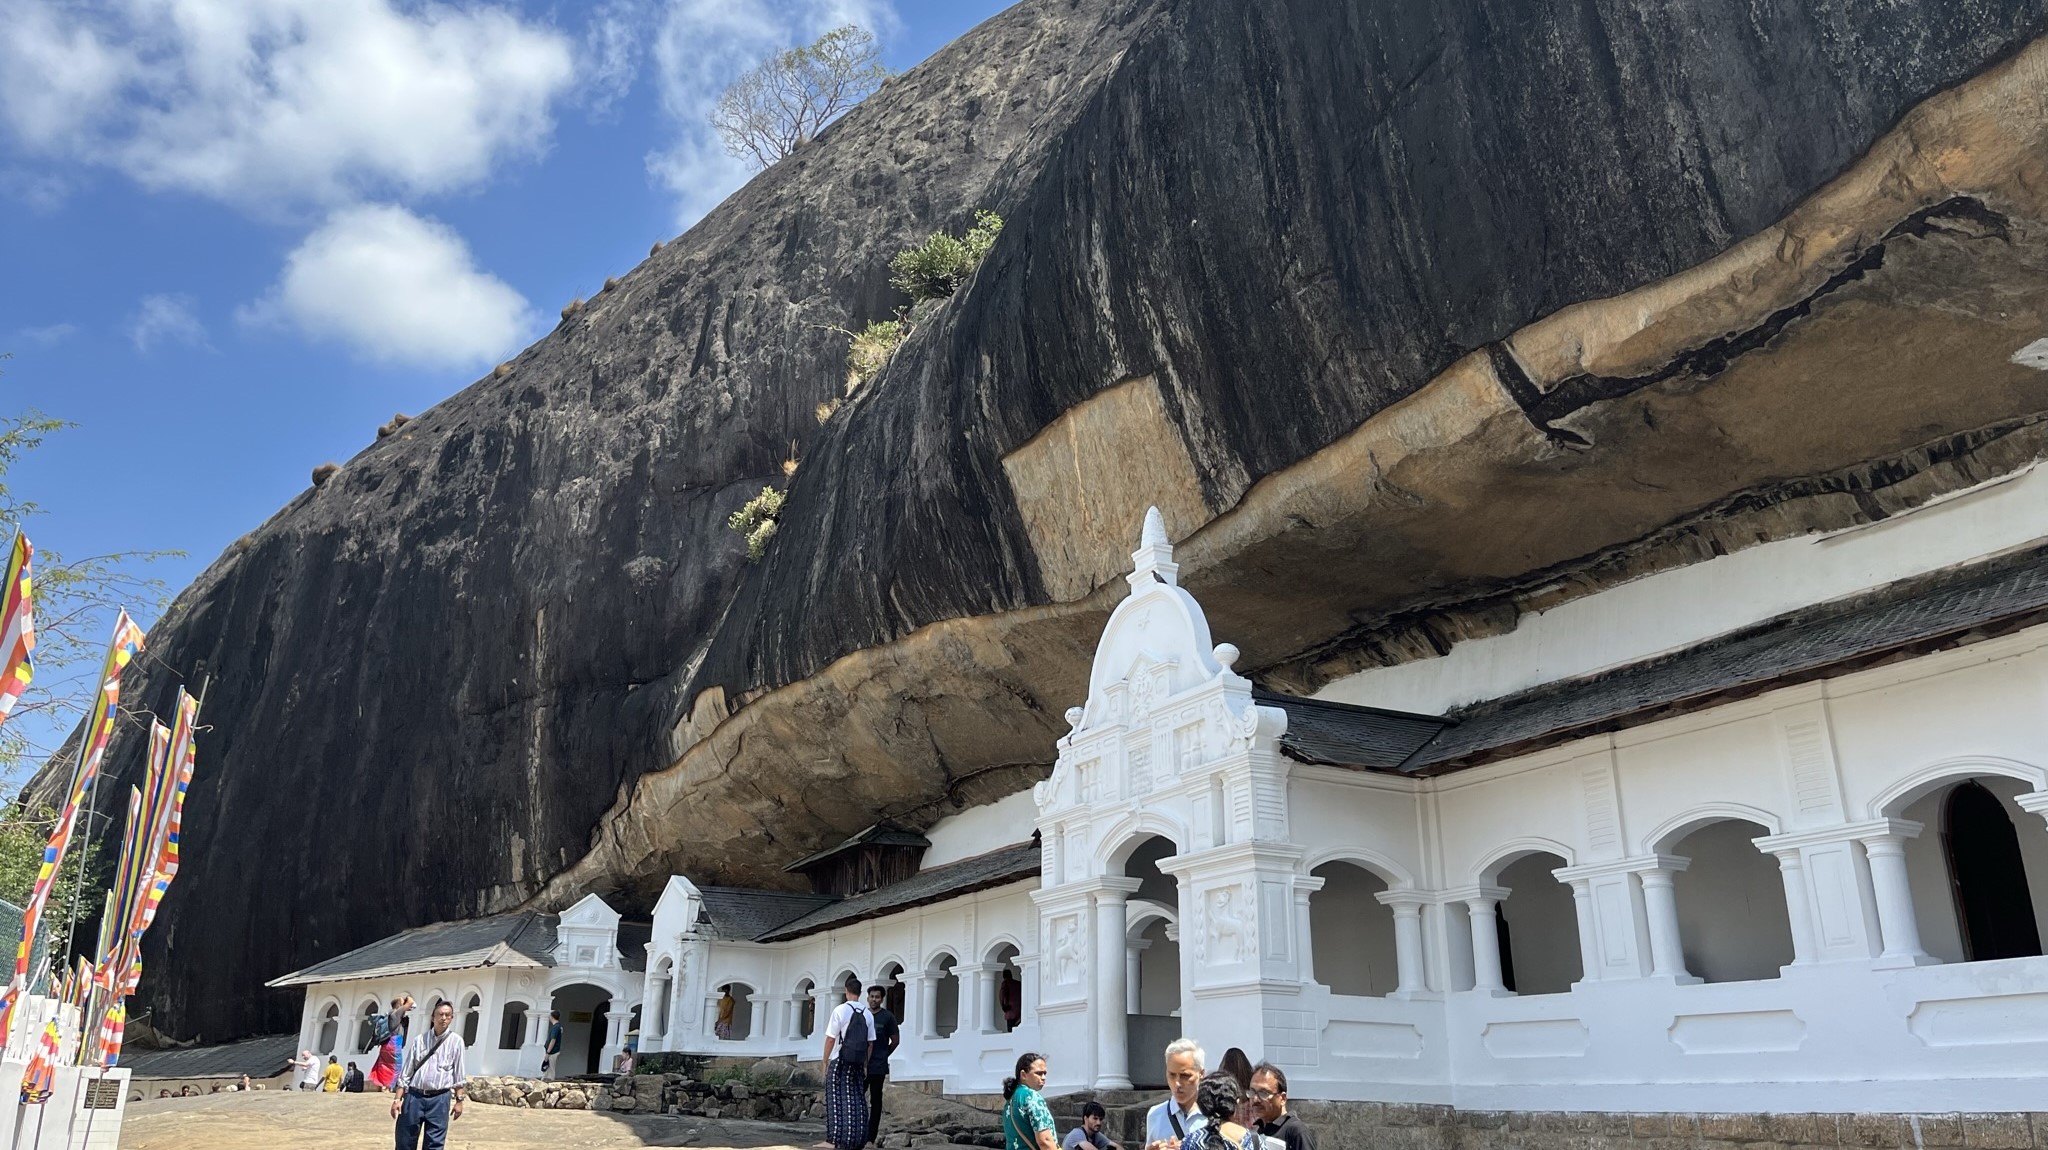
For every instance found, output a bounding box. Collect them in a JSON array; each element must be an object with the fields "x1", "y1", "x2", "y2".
[{"x1": 820, "y1": 979, "x2": 871, "y2": 1150}]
